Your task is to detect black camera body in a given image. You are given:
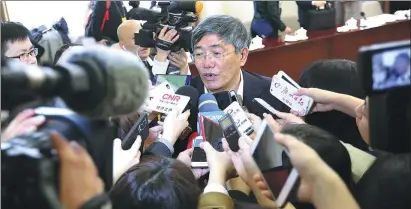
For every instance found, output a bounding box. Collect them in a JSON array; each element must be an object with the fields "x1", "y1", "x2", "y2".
[
  {"x1": 1, "y1": 107, "x2": 116, "y2": 209},
  {"x1": 129, "y1": 1, "x2": 199, "y2": 53},
  {"x1": 358, "y1": 40, "x2": 410, "y2": 153}
]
